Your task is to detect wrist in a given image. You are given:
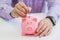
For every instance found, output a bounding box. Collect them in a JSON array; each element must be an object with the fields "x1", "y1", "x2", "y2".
[
  {"x1": 10, "y1": 12, "x2": 15, "y2": 18},
  {"x1": 46, "y1": 16, "x2": 56, "y2": 26}
]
